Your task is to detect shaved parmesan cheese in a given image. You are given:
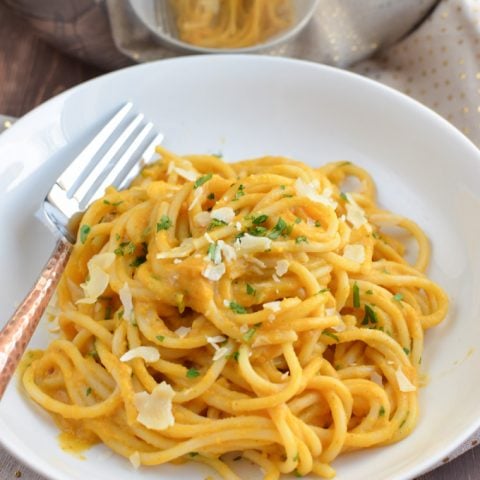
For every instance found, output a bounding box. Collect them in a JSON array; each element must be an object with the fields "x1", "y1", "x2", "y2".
[
  {"x1": 120, "y1": 346, "x2": 160, "y2": 363},
  {"x1": 129, "y1": 451, "x2": 141, "y2": 469},
  {"x1": 343, "y1": 244, "x2": 365, "y2": 264},
  {"x1": 119, "y1": 282, "x2": 133, "y2": 321},
  {"x1": 218, "y1": 240, "x2": 236, "y2": 262},
  {"x1": 194, "y1": 211, "x2": 211, "y2": 227},
  {"x1": 204, "y1": 232, "x2": 214, "y2": 244},
  {"x1": 213, "y1": 347, "x2": 229, "y2": 361},
  {"x1": 167, "y1": 161, "x2": 175, "y2": 174},
  {"x1": 174, "y1": 166, "x2": 198, "y2": 182},
  {"x1": 370, "y1": 371, "x2": 383, "y2": 386},
  {"x1": 133, "y1": 382, "x2": 175, "y2": 430},
  {"x1": 223, "y1": 299, "x2": 230, "y2": 307},
  {"x1": 331, "y1": 323, "x2": 346, "y2": 332},
  {"x1": 77, "y1": 252, "x2": 116, "y2": 304},
  {"x1": 346, "y1": 194, "x2": 367, "y2": 229},
  {"x1": 173, "y1": 258, "x2": 182, "y2": 264},
  {"x1": 247, "y1": 257, "x2": 266, "y2": 268},
  {"x1": 202, "y1": 262, "x2": 226, "y2": 281},
  {"x1": 272, "y1": 274, "x2": 280, "y2": 283},
  {"x1": 264, "y1": 301, "x2": 281, "y2": 312},
  {"x1": 211, "y1": 207, "x2": 235, "y2": 224},
  {"x1": 325, "y1": 308, "x2": 336, "y2": 316},
  {"x1": 240, "y1": 324, "x2": 248, "y2": 334},
  {"x1": 294, "y1": 178, "x2": 338, "y2": 209},
  {"x1": 175, "y1": 326, "x2": 191, "y2": 338},
  {"x1": 235, "y1": 222, "x2": 242, "y2": 231},
  {"x1": 275, "y1": 259, "x2": 289, "y2": 277},
  {"x1": 396, "y1": 367, "x2": 416, "y2": 392},
  {"x1": 281, "y1": 371, "x2": 289, "y2": 380},
  {"x1": 234, "y1": 233, "x2": 272, "y2": 254},
  {"x1": 206, "y1": 335, "x2": 227, "y2": 347},
  {"x1": 156, "y1": 240, "x2": 194, "y2": 259},
  {"x1": 188, "y1": 186, "x2": 203, "y2": 211}
]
